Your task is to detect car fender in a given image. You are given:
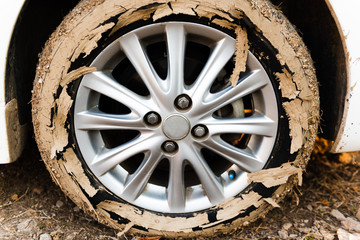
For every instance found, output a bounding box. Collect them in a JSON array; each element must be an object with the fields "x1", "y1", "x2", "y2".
[
  {"x1": 0, "y1": 1, "x2": 26, "y2": 164},
  {"x1": 326, "y1": 0, "x2": 360, "y2": 152}
]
